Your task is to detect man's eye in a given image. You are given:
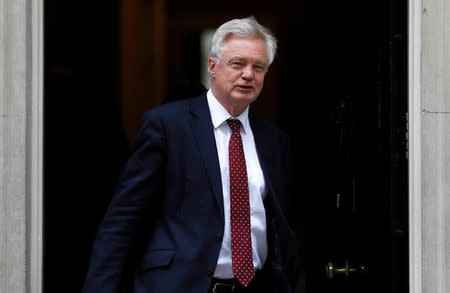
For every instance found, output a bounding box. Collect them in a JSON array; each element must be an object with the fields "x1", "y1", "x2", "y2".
[
  {"x1": 230, "y1": 62, "x2": 244, "y2": 69},
  {"x1": 253, "y1": 66, "x2": 265, "y2": 72}
]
